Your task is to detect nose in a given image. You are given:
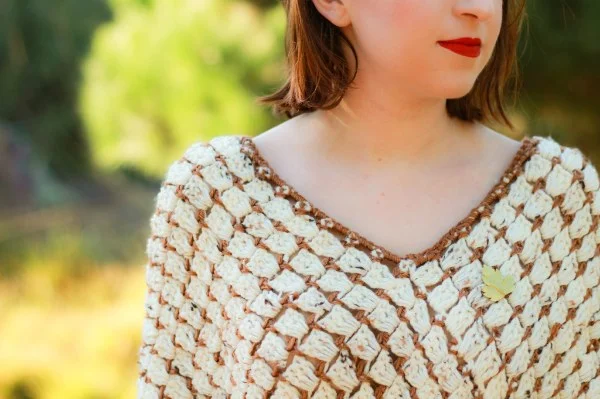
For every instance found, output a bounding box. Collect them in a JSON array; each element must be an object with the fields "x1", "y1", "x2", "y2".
[{"x1": 453, "y1": 0, "x2": 495, "y2": 21}]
